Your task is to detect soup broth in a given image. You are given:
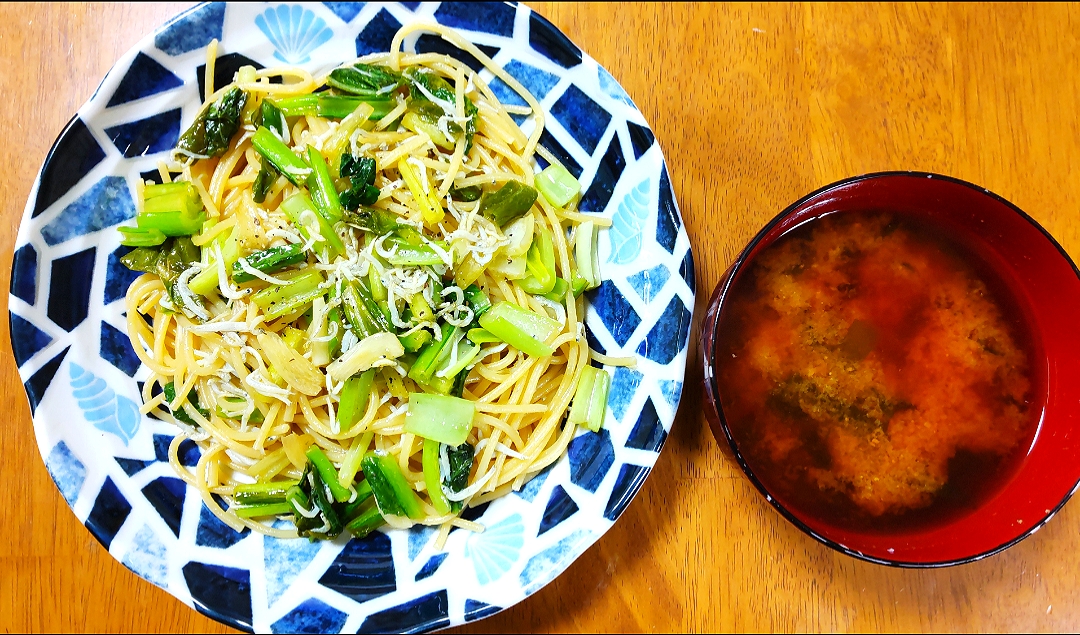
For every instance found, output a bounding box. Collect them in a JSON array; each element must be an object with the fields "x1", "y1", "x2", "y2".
[{"x1": 715, "y1": 212, "x2": 1039, "y2": 533}]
